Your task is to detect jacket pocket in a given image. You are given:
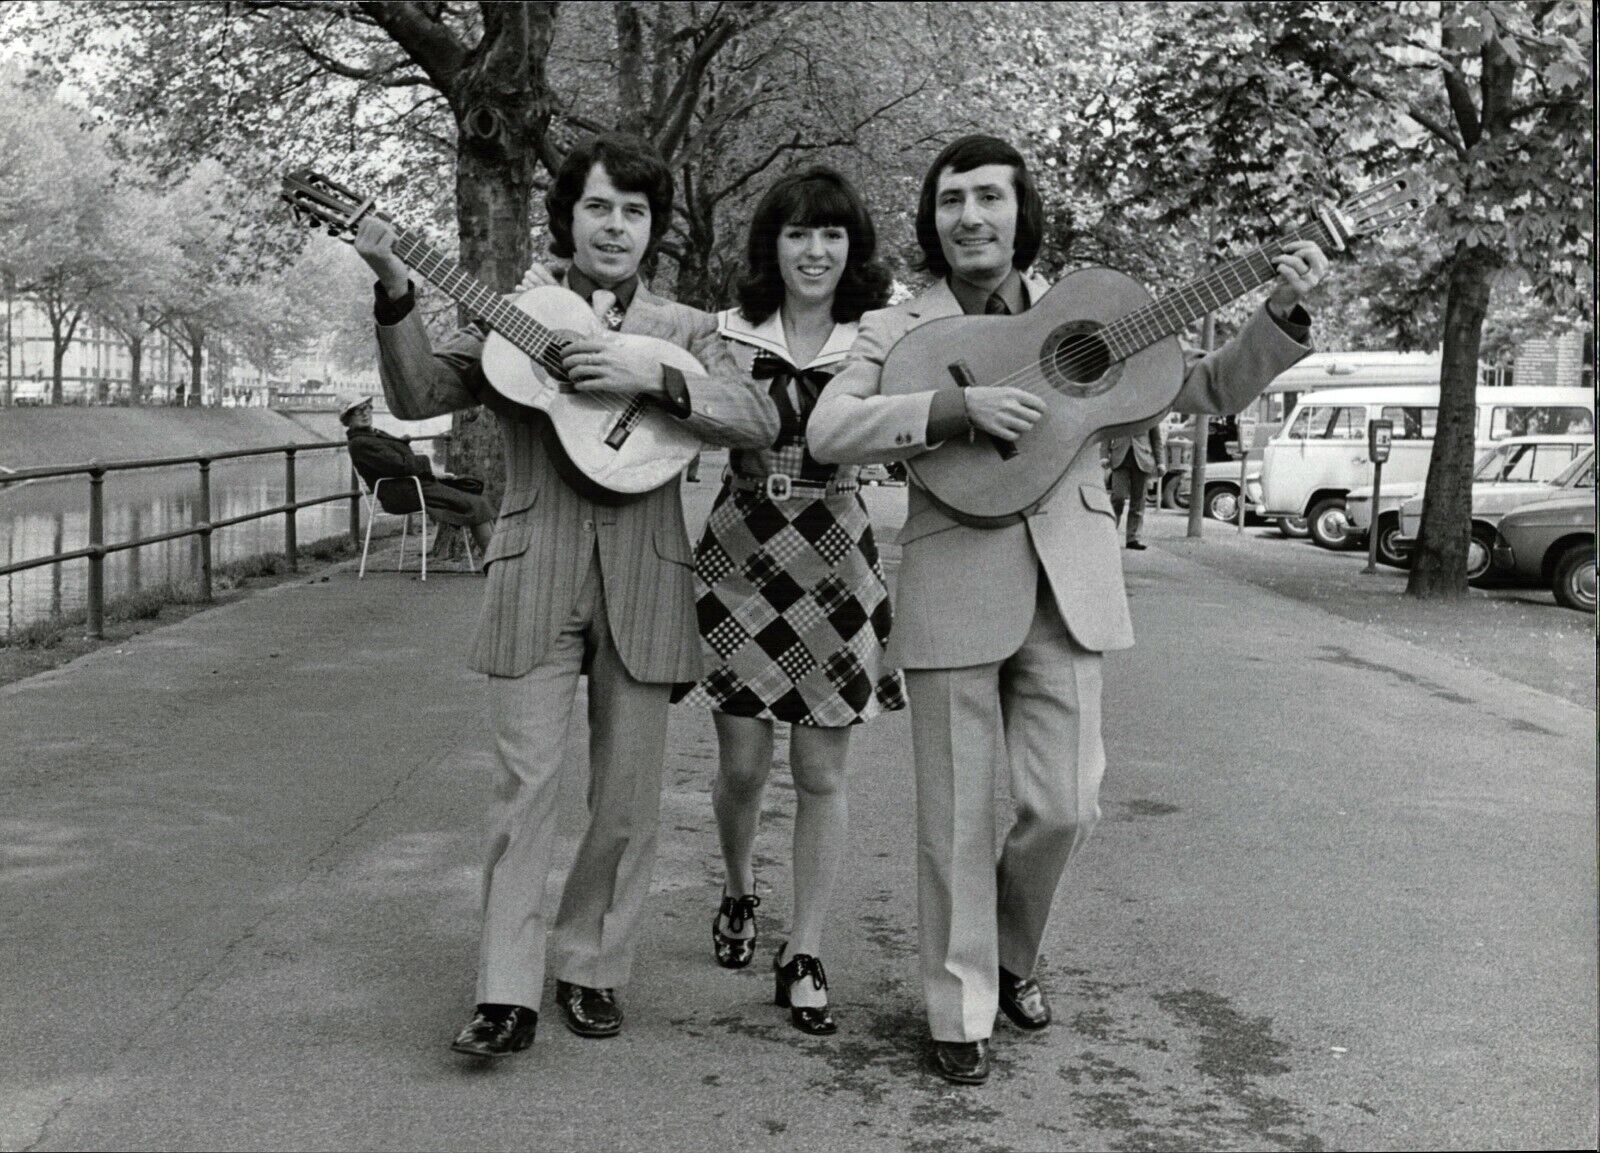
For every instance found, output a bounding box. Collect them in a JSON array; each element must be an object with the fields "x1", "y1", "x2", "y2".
[
  {"x1": 653, "y1": 527, "x2": 696, "y2": 568},
  {"x1": 1080, "y1": 484, "x2": 1116, "y2": 518},
  {"x1": 499, "y1": 484, "x2": 540, "y2": 518},
  {"x1": 484, "y1": 494, "x2": 540, "y2": 567}
]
